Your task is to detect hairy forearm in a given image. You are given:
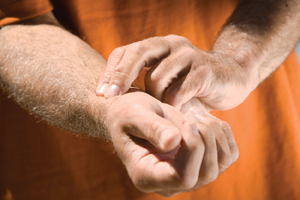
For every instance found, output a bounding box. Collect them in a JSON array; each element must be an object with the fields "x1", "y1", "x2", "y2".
[
  {"x1": 0, "y1": 24, "x2": 114, "y2": 138},
  {"x1": 210, "y1": 0, "x2": 300, "y2": 89}
]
